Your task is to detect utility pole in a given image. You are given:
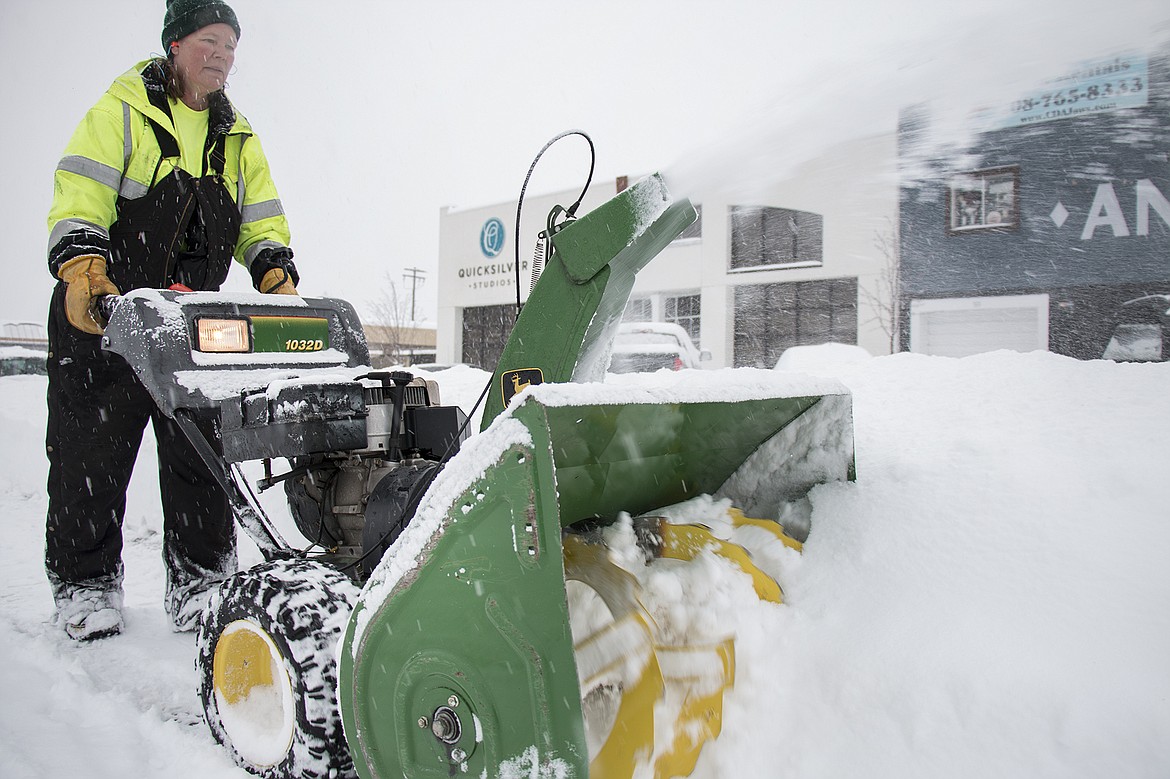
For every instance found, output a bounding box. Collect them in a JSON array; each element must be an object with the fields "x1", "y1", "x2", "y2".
[{"x1": 403, "y1": 267, "x2": 427, "y2": 323}]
